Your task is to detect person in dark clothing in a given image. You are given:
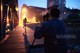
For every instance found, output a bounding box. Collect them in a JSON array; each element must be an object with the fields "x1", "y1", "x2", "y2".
[
  {"x1": 23, "y1": 18, "x2": 27, "y2": 28},
  {"x1": 34, "y1": 8, "x2": 67, "y2": 53}
]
